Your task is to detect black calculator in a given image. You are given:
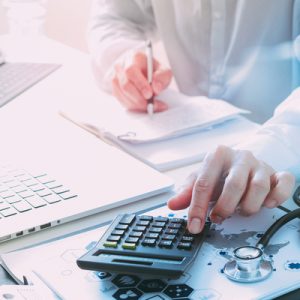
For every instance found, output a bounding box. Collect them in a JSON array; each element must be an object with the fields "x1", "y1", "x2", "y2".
[{"x1": 77, "y1": 213, "x2": 210, "y2": 278}]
